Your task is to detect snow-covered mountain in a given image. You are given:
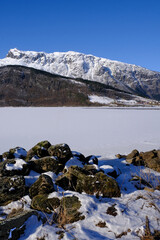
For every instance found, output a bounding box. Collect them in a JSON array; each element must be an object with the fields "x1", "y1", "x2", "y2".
[{"x1": 0, "y1": 48, "x2": 160, "y2": 100}]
